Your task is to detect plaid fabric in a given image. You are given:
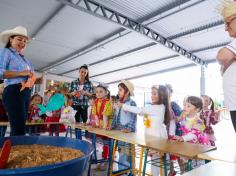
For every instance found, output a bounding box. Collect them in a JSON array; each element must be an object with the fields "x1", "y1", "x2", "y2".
[
  {"x1": 0, "y1": 48, "x2": 34, "y2": 87},
  {"x1": 111, "y1": 97, "x2": 137, "y2": 132},
  {"x1": 69, "y1": 79, "x2": 93, "y2": 106}
]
